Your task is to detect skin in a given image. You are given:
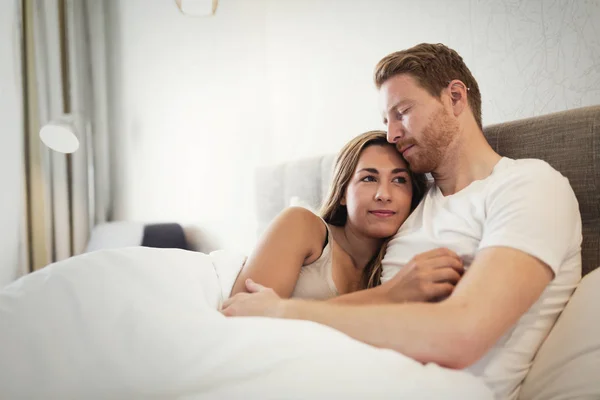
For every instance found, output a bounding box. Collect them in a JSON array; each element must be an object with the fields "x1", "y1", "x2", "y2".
[
  {"x1": 230, "y1": 144, "x2": 415, "y2": 299},
  {"x1": 222, "y1": 74, "x2": 553, "y2": 370}
]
